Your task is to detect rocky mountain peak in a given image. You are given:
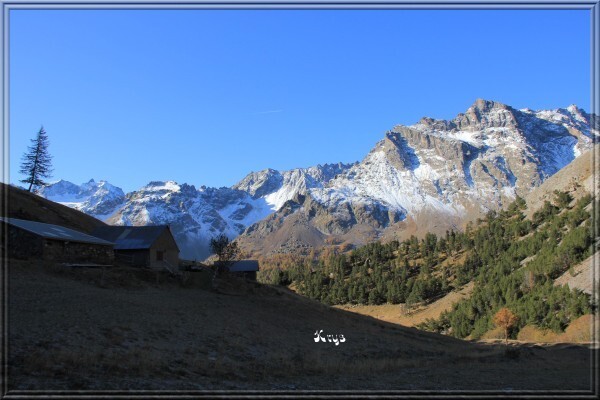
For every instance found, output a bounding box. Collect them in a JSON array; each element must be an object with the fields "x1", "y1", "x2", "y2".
[
  {"x1": 140, "y1": 181, "x2": 181, "y2": 192},
  {"x1": 471, "y1": 98, "x2": 508, "y2": 112},
  {"x1": 38, "y1": 99, "x2": 597, "y2": 259},
  {"x1": 233, "y1": 168, "x2": 284, "y2": 199},
  {"x1": 416, "y1": 116, "x2": 457, "y2": 131},
  {"x1": 454, "y1": 99, "x2": 518, "y2": 130},
  {"x1": 376, "y1": 131, "x2": 421, "y2": 171}
]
